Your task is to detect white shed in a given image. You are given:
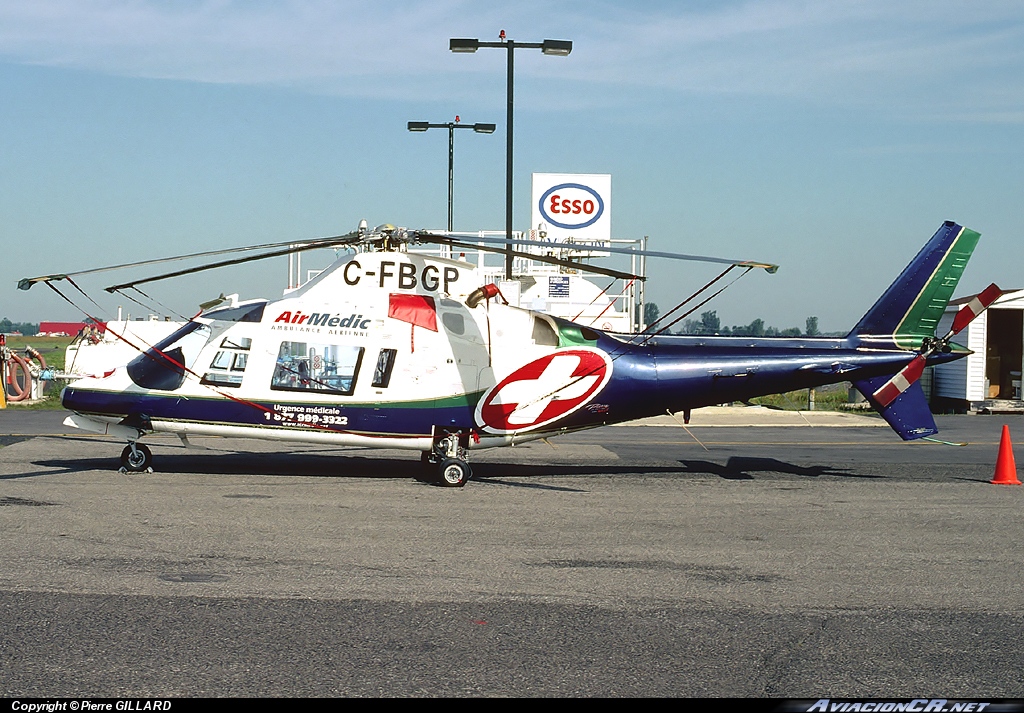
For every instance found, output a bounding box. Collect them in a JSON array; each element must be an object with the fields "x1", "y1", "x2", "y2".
[{"x1": 933, "y1": 288, "x2": 1024, "y2": 411}]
